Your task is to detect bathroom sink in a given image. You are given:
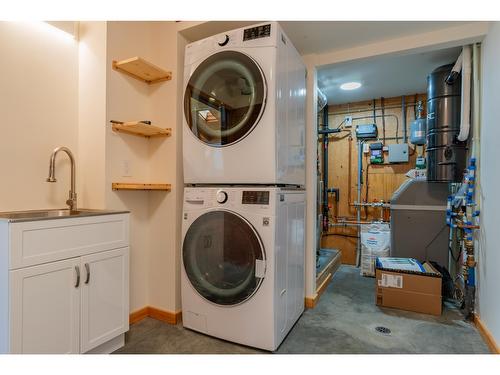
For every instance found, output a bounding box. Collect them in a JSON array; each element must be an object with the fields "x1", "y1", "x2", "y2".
[{"x1": 0, "y1": 208, "x2": 129, "y2": 222}]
